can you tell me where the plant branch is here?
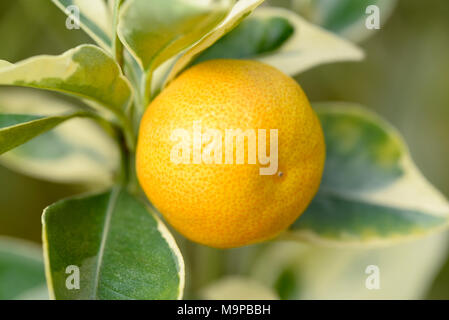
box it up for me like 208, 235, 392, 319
117, 113, 136, 151
117, 128, 130, 186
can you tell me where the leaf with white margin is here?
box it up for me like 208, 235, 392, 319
164, 0, 264, 86
284, 103, 449, 245
117, 0, 234, 104
43, 188, 185, 300
253, 232, 449, 299
52, 0, 113, 50
255, 7, 364, 76
0, 237, 47, 300
200, 276, 279, 300
0, 44, 133, 119
0, 112, 91, 155
0, 88, 119, 185
292, 0, 397, 43
193, 13, 295, 63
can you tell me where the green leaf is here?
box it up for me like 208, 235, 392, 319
255, 7, 364, 76
285, 103, 449, 245
199, 276, 279, 300
0, 44, 133, 119
0, 112, 90, 155
292, 0, 397, 42
168, 6, 363, 80
52, 0, 113, 50
0, 89, 119, 185
194, 15, 294, 63
42, 188, 185, 300
0, 237, 47, 300
164, 0, 264, 86
117, 0, 233, 104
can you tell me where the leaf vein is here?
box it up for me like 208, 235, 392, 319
92, 188, 120, 299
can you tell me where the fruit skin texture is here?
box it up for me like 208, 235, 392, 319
137, 59, 325, 248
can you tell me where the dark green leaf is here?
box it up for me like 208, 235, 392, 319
194, 16, 294, 63
42, 188, 185, 300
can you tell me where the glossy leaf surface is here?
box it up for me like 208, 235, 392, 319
43, 188, 185, 300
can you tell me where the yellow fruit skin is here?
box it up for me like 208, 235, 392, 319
137, 59, 325, 248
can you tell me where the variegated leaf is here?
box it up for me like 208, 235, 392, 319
43, 188, 185, 300
164, 0, 264, 86
0, 112, 90, 155
0, 89, 119, 185
0, 45, 132, 119
284, 103, 449, 245
117, 0, 233, 105
256, 7, 364, 76
292, 0, 397, 42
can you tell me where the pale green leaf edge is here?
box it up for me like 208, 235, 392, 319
0, 111, 92, 155
256, 7, 365, 76
147, 205, 186, 300
0, 44, 133, 117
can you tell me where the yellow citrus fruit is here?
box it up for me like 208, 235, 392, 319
136, 59, 325, 248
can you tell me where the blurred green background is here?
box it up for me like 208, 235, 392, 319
0, 0, 448, 298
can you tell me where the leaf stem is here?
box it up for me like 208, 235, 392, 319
116, 127, 130, 185
115, 119, 140, 194
143, 72, 152, 110
118, 113, 136, 151
113, 0, 125, 69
